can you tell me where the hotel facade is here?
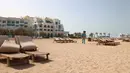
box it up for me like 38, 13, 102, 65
0, 16, 64, 37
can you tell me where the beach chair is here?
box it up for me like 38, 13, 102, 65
0, 36, 30, 66
122, 38, 130, 42
106, 38, 114, 42
97, 39, 106, 45
64, 38, 71, 43
104, 42, 120, 46
15, 36, 50, 62
68, 38, 77, 43
59, 38, 66, 43
92, 38, 98, 42
97, 38, 120, 46
53, 38, 61, 43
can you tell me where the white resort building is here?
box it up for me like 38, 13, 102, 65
0, 16, 64, 37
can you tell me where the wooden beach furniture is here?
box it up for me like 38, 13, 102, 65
97, 38, 120, 46
97, 39, 106, 45
65, 38, 71, 43
0, 35, 30, 66
53, 38, 61, 43
92, 38, 99, 42
15, 36, 50, 62
54, 38, 77, 43
122, 38, 130, 42
68, 38, 77, 43
53, 38, 66, 43
104, 42, 120, 46
58, 38, 68, 43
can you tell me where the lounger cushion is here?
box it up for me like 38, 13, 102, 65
18, 36, 32, 42
0, 40, 4, 47
20, 41, 37, 51
0, 40, 20, 53
0, 35, 8, 46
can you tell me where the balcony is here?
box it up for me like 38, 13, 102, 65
16, 21, 19, 24
20, 24, 24, 27
7, 24, 15, 26
24, 22, 28, 24
2, 21, 6, 23
20, 20, 24, 23
15, 25, 19, 27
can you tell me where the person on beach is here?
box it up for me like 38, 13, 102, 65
82, 31, 86, 44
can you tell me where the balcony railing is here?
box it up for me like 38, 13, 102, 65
7, 24, 15, 26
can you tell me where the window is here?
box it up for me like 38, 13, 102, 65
44, 25, 46, 28
48, 25, 50, 28
7, 24, 10, 26
16, 25, 19, 27
20, 24, 23, 27
44, 29, 46, 31
40, 29, 42, 31
51, 29, 53, 31
3, 21, 6, 23
39, 25, 42, 27
7, 21, 11, 23
55, 22, 58, 24
0, 20, 1, 22
46, 20, 53, 23
12, 21, 15, 23
20, 20, 24, 23
16, 21, 19, 24
48, 29, 50, 31
7, 24, 14, 26
2, 25, 5, 27
12, 24, 15, 26
0, 24, 1, 26
24, 22, 28, 24
34, 25, 37, 29
55, 30, 57, 31
59, 25, 61, 29
24, 25, 28, 28
51, 26, 53, 28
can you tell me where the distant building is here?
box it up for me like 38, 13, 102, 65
0, 17, 27, 30
0, 16, 64, 37
64, 31, 69, 37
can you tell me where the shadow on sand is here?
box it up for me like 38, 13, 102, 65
33, 59, 53, 64
0, 59, 35, 70
10, 64, 35, 70
0, 59, 53, 70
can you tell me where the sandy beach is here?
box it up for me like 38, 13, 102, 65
0, 39, 130, 73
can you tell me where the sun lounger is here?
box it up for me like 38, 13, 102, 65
15, 36, 50, 62
97, 38, 120, 46
93, 38, 99, 42
64, 38, 71, 43
59, 38, 66, 43
1, 53, 29, 66
54, 37, 77, 43
53, 38, 62, 43
0, 36, 30, 66
97, 39, 106, 45
104, 42, 120, 46
68, 38, 77, 43
122, 38, 130, 42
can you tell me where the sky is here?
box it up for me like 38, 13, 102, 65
0, 0, 130, 36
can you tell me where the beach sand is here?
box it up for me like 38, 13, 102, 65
0, 39, 130, 73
